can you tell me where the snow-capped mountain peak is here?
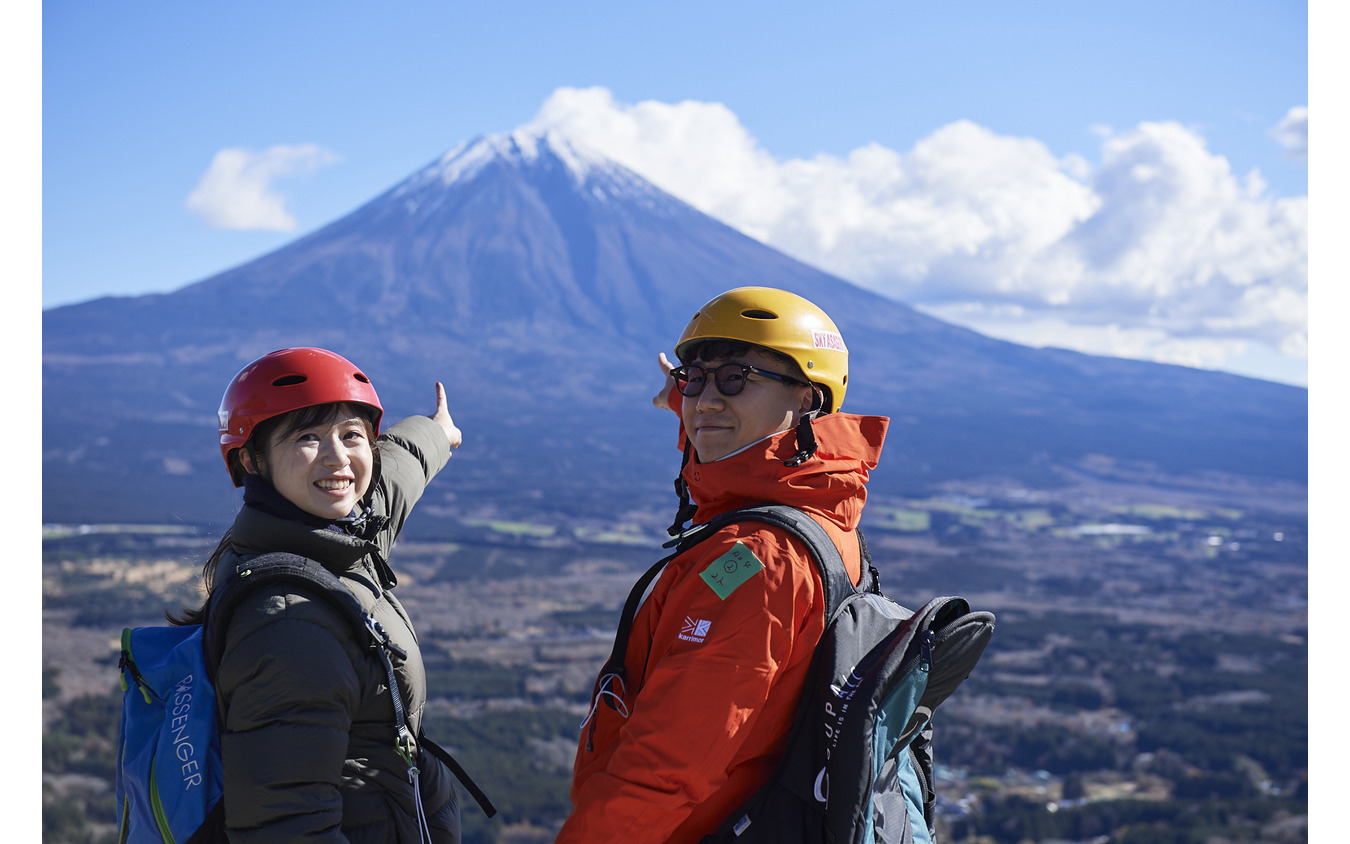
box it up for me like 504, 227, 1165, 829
409, 129, 611, 189
386, 127, 681, 221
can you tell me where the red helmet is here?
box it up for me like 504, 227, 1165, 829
218, 348, 383, 486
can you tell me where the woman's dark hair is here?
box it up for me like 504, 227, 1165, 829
167, 402, 379, 625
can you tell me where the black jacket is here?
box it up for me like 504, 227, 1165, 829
213, 415, 458, 843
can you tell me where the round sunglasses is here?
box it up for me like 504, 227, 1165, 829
670, 363, 808, 397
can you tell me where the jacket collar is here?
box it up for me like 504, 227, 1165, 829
242, 474, 338, 528
230, 504, 381, 568
682, 412, 888, 532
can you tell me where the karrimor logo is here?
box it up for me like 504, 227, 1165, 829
812, 330, 846, 353
679, 617, 712, 643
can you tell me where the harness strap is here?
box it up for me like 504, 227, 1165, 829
583, 543, 682, 750
409, 765, 433, 844
421, 735, 499, 818
365, 615, 417, 766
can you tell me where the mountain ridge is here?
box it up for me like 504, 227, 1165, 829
42, 130, 1306, 528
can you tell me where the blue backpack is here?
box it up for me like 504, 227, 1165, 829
591, 505, 995, 844
115, 552, 495, 844
115, 622, 224, 843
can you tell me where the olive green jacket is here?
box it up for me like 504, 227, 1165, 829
212, 415, 458, 843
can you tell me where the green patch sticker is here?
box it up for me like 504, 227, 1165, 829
700, 541, 766, 600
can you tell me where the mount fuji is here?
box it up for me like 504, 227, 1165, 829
42, 131, 1307, 529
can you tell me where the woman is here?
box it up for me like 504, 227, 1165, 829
178, 347, 463, 843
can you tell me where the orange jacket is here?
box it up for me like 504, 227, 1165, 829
558, 406, 888, 844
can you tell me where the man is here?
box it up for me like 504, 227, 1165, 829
557, 287, 890, 844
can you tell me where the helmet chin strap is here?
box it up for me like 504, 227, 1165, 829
784, 386, 825, 468
667, 437, 699, 537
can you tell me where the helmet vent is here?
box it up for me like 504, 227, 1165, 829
272, 375, 307, 387
741, 308, 778, 320
354, 373, 371, 383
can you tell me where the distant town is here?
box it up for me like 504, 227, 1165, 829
43, 467, 1307, 843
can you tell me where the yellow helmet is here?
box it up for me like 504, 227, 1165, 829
675, 286, 848, 412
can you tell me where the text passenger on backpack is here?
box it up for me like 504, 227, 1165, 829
172, 347, 465, 842
557, 287, 890, 844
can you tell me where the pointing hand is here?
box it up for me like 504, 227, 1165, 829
652, 352, 676, 410
430, 382, 462, 449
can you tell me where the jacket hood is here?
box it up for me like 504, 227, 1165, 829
681, 412, 888, 532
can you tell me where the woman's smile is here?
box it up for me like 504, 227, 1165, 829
264, 417, 374, 519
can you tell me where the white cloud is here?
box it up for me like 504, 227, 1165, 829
916, 301, 1252, 370
185, 144, 340, 231
1269, 106, 1308, 165
1029, 122, 1307, 354
526, 87, 1308, 385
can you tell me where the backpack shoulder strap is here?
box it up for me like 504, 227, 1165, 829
200, 550, 498, 819
699, 504, 861, 620
591, 504, 860, 727
202, 551, 375, 677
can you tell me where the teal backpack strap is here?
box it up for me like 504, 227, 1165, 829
583, 504, 859, 751
701, 504, 860, 619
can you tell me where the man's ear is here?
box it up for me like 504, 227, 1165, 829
800, 384, 822, 415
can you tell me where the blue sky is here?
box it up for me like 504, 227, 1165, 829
31, 1, 1312, 386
